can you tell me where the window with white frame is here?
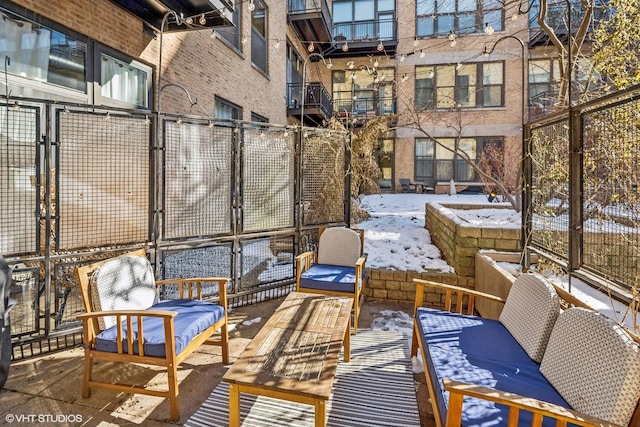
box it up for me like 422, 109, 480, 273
416, 0, 503, 37
0, 7, 152, 108
415, 62, 503, 109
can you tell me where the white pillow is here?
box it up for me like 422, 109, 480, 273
540, 308, 640, 427
90, 254, 158, 330
499, 273, 560, 363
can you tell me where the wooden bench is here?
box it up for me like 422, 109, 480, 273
76, 249, 230, 421
411, 273, 640, 427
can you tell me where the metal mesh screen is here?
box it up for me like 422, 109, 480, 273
0, 104, 39, 256
581, 99, 640, 285
301, 131, 346, 225
163, 121, 233, 239
529, 119, 570, 259
9, 266, 40, 338
57, 111, 150, 250
239, 236, 295, 292
242, 128, 295, 232
53, 259, 86, 328
160, 244, 233, 299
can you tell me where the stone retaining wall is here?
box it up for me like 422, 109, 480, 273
426, 202, 521, 285
365, 268, 462, 309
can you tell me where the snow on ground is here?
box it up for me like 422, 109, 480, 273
357, 193, 510, 272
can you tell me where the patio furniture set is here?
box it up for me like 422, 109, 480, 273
74, 227, 640, 426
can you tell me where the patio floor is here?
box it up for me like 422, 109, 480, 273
1, 297, 436, 426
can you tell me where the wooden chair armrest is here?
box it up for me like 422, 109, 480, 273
443, 379, 623, 427
413, 278, 505, 315
355, 256, 366, 268
155, 277, 229, 305
295, 251, 315, 271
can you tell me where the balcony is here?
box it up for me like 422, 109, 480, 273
287, 81, 333, 126
288, 0, 332, 52
333, 96, 396, 126
326, 18, 398, 57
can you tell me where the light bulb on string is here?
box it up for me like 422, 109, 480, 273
248, 0, 255, 11
199, 13, 206, 25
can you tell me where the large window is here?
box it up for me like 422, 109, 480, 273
332, 68, 395, 116
251, 0, 268, 74
416, 0, 503, 37
0, 8, 152, 107
332, 0, 395, 42
415, 137, 503, 182
415, 62, 503, 109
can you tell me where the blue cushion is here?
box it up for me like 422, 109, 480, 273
96, 299, 225, 358
300, 264, 363, 293
416, 307, 573, 427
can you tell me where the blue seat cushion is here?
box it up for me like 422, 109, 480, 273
300, 264, 363, 293
416, 307, 574, 427
96, 299, 224, 358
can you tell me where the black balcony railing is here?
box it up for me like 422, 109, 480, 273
288, 0, 330, 17
333, 96, 395, 122
287, 82, 333, 119
332, 18, 396, 43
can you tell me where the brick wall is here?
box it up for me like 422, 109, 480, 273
7, 0, 293, 123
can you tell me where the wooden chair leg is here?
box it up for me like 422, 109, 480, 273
82, 351, 93, 398
167, 362, 180, 421
353, 297, 359, 335
221, 322, 229, 365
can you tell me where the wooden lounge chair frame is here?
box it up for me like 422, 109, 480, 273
295, 227, 366, 334
76, 249, 230, 421
411, 279, 640, 427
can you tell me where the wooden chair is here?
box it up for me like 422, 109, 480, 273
295, 227, 367, 334
76, 249, 230, 421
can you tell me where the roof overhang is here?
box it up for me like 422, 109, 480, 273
110, 0, 234, 32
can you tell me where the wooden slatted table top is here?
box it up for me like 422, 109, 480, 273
222, 292, 353, 400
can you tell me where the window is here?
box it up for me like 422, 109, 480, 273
332, 68, 395, 116
251, 0, 268, 74
1, 9, 87, 93
416, 0, 503, 38
215, 96, 242, 121
415, 62, 503, 109
529, 59, 560, 102
415, 137, 503, 182
251, 112, 268, 123
216, 0, 242, 51
286, 42, 303, 108
376, 138, 395, 189
0, 8, 152, 108
99, 52, 151, 108
332, 0, 396, 42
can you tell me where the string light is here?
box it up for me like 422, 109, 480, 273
308, 41, 315, 52
210, 30, 217, 39
274, 39, 281, 49
377, 40, 384, 51
326, 59, 333, 69
419, 50, 425, 58
104, 112, 111, 121
342, 41, 349, 52
241, 34, 248, 45
348, 61, 355, 69
198, 13, 206, 25
248, 0, 255, 11
176, 117, 182, 125
413, 38, 419, 47
399, 54, 406, 62
185, 15, 193, 25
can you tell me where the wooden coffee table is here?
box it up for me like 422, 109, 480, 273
223, 291, 353, 427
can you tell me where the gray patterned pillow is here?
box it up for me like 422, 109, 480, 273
317, 227, 362, 267
90, 254, 158, 330
499, 273, 560, 363
540, 308, 640, 426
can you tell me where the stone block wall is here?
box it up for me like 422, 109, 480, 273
365, 268, 461, 309
425, 202, 522, 286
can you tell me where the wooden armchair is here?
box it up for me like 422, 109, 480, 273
76, 249, 230, 421
295, 227, 367, 334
